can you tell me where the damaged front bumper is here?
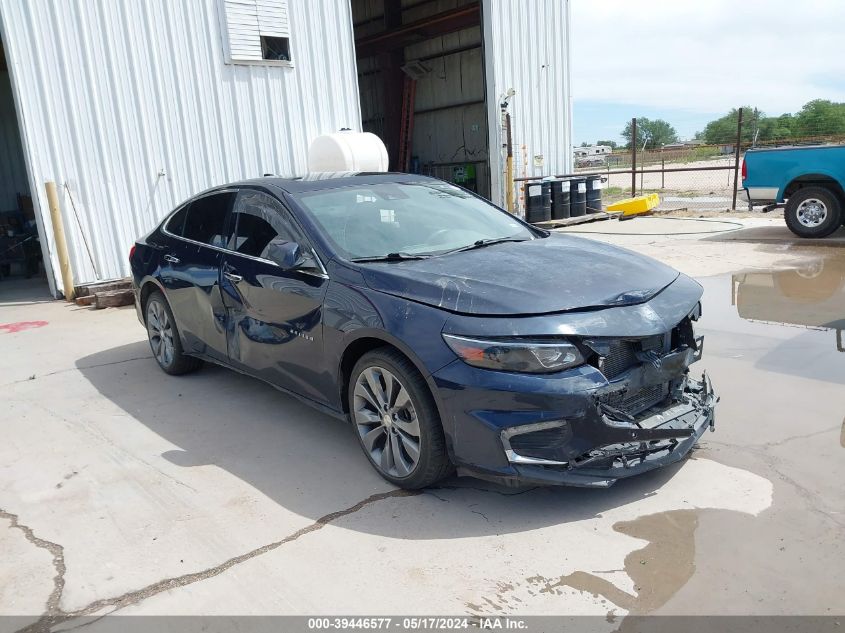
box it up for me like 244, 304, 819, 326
434, 341, 718, 488
500, 373, 717, 487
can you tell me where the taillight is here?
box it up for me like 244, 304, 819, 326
741, 158, 747, 182
129, 244, 136, 262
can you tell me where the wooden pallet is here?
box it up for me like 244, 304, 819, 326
532, 212, 614, 229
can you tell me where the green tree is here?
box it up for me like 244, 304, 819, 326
757, 113, 795, 142
621, 118, 678, 149
793, 99, 845, 136
596, 139, 618, 149
701, 107, 758, 144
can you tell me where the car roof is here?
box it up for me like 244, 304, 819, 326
234, 172, 439, 194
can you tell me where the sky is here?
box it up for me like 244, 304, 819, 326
570, 0, 845, 145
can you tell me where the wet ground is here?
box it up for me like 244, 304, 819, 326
0, 218, 843, 627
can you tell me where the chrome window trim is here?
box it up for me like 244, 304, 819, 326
159, 189, 329, 280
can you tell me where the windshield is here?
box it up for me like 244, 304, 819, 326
293, 181, 537, 260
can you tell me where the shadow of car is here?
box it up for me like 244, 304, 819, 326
75, 341, 689, 540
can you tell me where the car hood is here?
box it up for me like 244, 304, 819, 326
359, 233, 680, 316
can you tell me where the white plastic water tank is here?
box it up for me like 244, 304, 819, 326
307, 131, 389, 173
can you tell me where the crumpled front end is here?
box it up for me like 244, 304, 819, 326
434, 303, 719, 488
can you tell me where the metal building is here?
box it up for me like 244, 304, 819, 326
0, 0, 571, 296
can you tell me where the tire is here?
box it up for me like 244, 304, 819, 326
144, 291, 203, 376
349, 348, 452, 489
784, 186, 843, 238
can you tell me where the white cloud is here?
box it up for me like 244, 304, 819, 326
571, 0, 845, 115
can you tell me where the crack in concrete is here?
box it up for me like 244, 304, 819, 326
4, 356, 153, 388
430, 483, 539, 497
15, 488, 417, 632
0, 508, 66, 620
758, 425, 841, 448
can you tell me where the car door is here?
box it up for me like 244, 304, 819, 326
220, 188, 330, 402
159, 189, 236, 362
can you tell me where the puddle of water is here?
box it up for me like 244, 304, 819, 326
698, 251, 845, 383
732, 256, 845, 343
841, 417, 845, 448
549, 510, 699, 615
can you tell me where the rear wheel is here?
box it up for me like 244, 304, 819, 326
784, 186, 842, 238
349, 348, 451, 489
145, 291, 203, 375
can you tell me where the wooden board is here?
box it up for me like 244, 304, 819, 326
532, 212, 614, 229
94, 290, 134, 309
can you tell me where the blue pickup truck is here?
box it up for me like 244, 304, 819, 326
742, 145, 845, 238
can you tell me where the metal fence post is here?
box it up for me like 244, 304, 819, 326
731, 107, 744, 210
631, 118, 637, 196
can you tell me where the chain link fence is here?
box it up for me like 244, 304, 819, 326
515, 109, 845, 214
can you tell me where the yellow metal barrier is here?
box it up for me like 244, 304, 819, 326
606, 193, 660, 216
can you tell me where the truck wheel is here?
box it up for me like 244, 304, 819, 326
784, 187, 842, 238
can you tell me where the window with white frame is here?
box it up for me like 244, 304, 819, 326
219, 0, 291, 64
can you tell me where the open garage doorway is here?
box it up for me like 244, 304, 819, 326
0, 35, 47, 299
351, 0, 492, 200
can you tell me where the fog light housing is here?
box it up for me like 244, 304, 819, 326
501, 420, 573, 465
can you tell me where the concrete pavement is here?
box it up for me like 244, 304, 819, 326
1, 217, 842, 628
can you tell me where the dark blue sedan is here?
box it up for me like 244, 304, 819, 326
130, 173, 716, 489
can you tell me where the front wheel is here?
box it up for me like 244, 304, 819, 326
349, 349, 452, 489
784, 186, 843, 238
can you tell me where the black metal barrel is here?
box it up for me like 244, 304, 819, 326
524, 181, 551, 223
569, 177, 587, 217
586, 175, 603, 214
551, 179, 571, 220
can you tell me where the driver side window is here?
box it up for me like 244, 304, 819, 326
229, 190, 300, 260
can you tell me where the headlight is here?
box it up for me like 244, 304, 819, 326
442, 334, 585, 374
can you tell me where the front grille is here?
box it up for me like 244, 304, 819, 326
599, 382, 668, 416
600, 340, 639, 378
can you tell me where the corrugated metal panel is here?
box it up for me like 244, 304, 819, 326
0, 0, 361, 293
0, 69, 27, 211
483, 0, 572, 208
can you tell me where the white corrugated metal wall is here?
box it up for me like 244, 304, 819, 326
483, 0, 572, 210
0, 68, 27, 212
0, 0, 361, 294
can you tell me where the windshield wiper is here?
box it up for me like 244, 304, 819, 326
350, 252, 430, 263
444, 237, 528, 255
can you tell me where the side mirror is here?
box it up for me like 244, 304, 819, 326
265, 238, 303, 269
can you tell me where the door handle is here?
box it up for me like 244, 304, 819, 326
224, 271, 243, 283
163, 254, 180, 264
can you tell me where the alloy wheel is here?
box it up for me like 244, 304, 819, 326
147, 299, 175, 368
353, 366, 421, 477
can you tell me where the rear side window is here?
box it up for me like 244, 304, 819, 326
229, 190, 301, 259
181, 192, 235, 247
165, 205, 189, 236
